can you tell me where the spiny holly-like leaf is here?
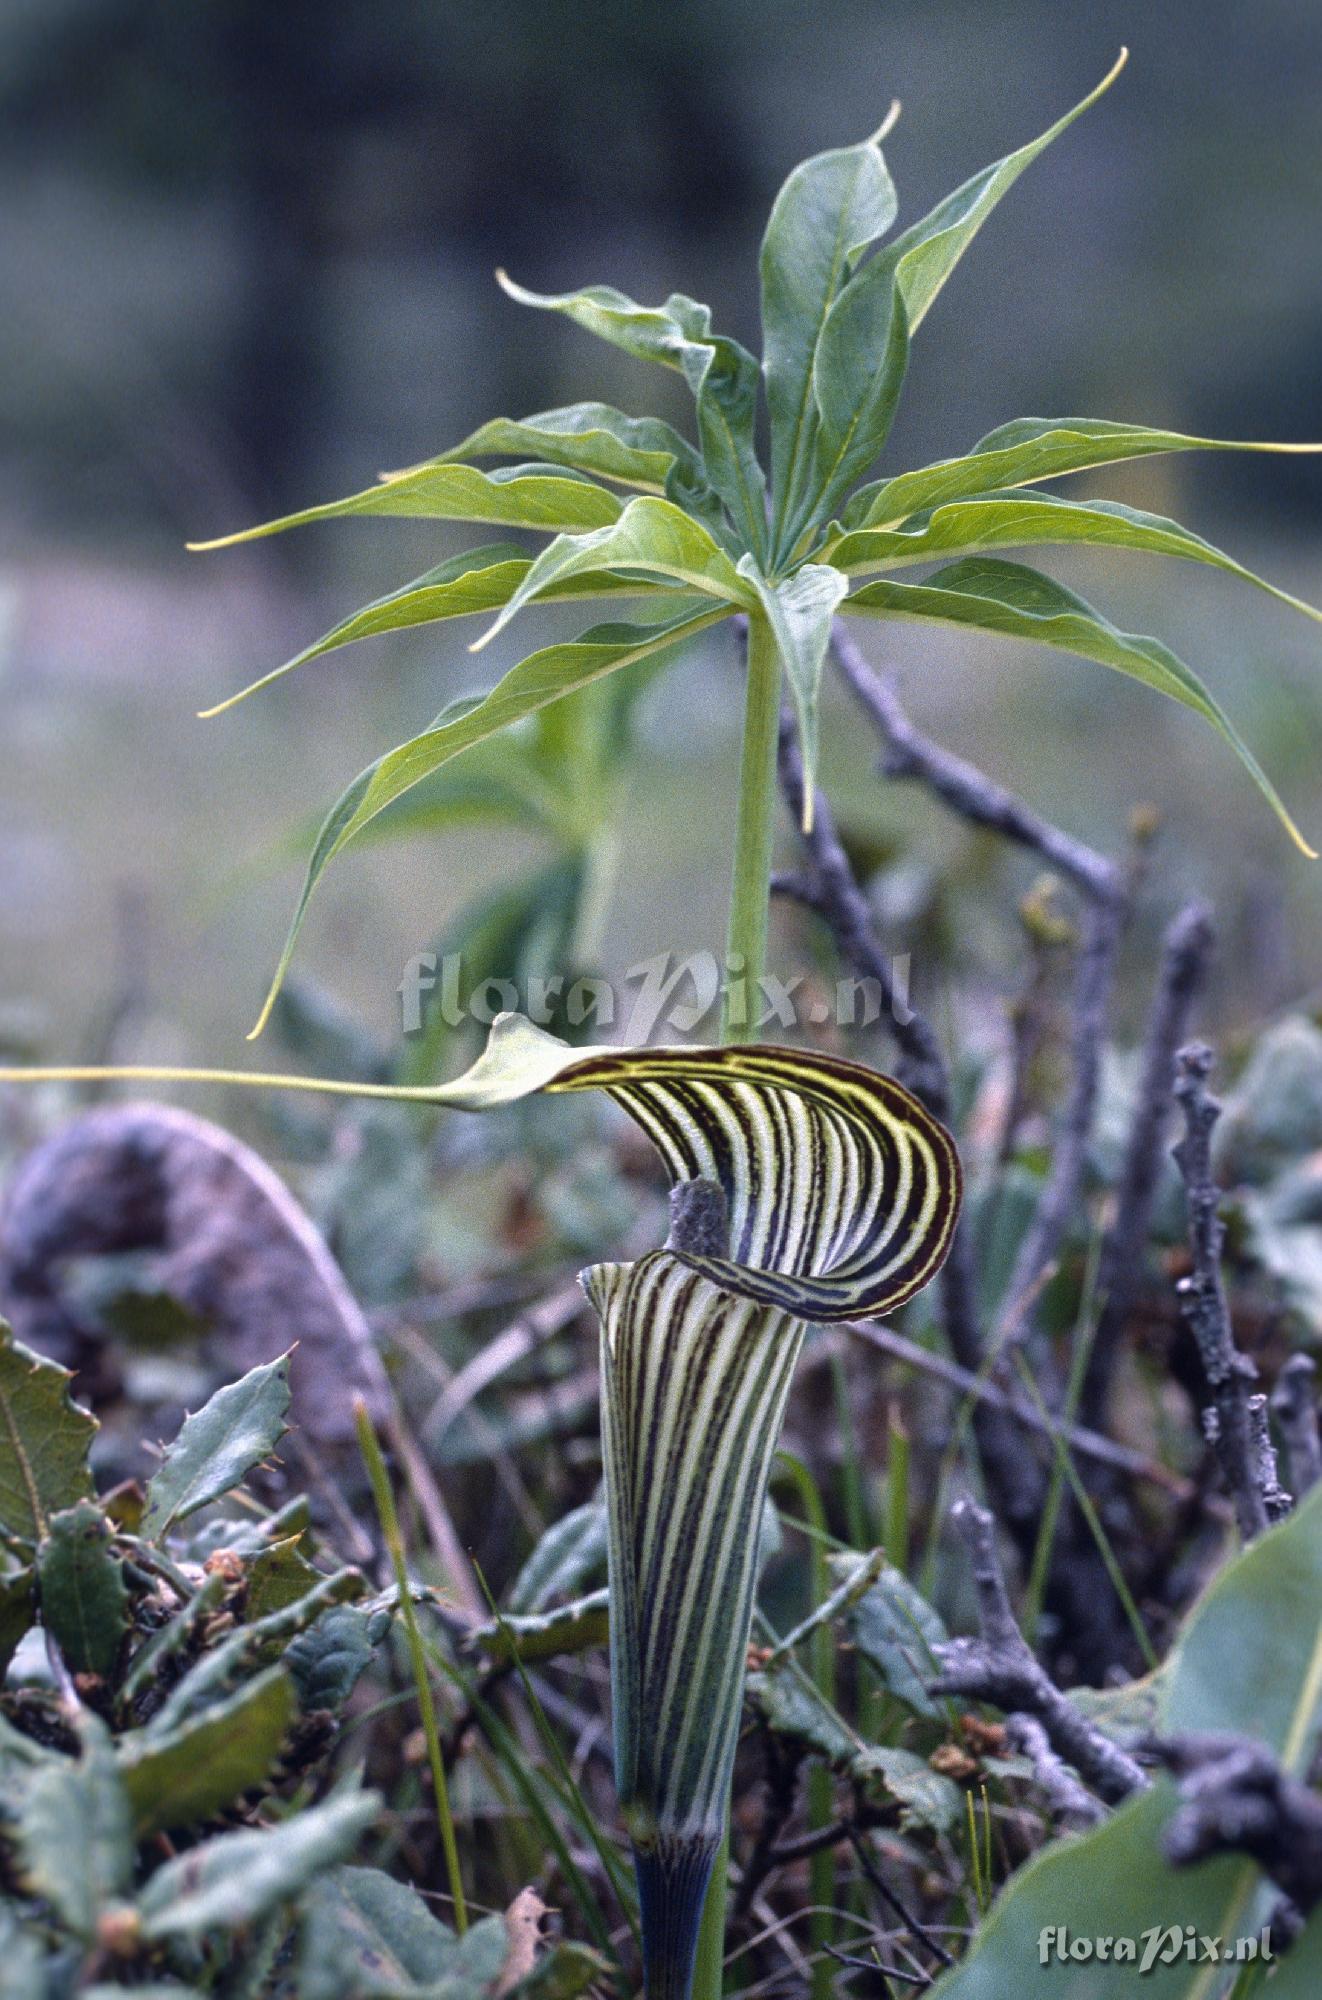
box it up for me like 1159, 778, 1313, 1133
739, 564, 849, 825
843, 557, 1314, 855
830, 1550, 950, 1719
37, 1500, 129, 1679
120, 1665, 295, 1838
469, 1589, 609, 1668
845, 415, 1322, 532
826, 489, 1322, 627
475, 495, 752, 652
152, 1568, 364, 1729
17, 1724, 132, 1939
873, 51, 1129, 337
284, 1603, 385, 1712
204, 543, 687, 716
0, 1567, 34, 1678
137, 1788, 379, 1940
761, 116, 898, 541
0, 1319, 96, 1546
143, 1354, 292, 1538
0, 1912, 46, 1997
249, 606, 729, 1036
188, 462, 622, 550
930, 1481, 1322, 1999
245, 1535, 324, 1621
435, 401, 706, 495
298, 1864, 463, 1999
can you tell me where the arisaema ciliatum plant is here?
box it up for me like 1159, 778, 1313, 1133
0, 1014, 962, 2000
191, 45, 1319, 1049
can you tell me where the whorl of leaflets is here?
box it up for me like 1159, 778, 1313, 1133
183, 48, 1322, 1040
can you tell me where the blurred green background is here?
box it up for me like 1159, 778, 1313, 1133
3, 0, 1320, 1065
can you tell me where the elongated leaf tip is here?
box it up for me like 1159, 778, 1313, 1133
186, 530, 252, 553
871, 98, 902, 145
246, 990, 277, 1042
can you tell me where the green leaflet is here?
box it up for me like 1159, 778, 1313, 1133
843, 557, 1315, 855
495, 272, 716, 370
435, 402, 705, 493
475, 497, 753, 653
825, 490, 1322, 631
802, 256, 909, 536
738, 567, 849, 825
188, 462, 623, 549
760, 116, 898, 543
872, 50, 1129, 337
202, 545, 689, 717
37, 1500, 129, 1679
495, 276, 767, 554
824, 485, 1322, 701
248, 607, 728, 1036
845, 415, 1322, 532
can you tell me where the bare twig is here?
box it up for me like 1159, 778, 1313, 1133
995, 889, 1126, 1351
830, 626, 1116, 904
843, 1316, 1211, 1505
1150, 1733, 1322, 1916
1003, 1714, 1106, 1829
1271, 1356, 1322, 1500
1172, 1045, 1274, 1540
828, 624, 1130, 1365
929, 1499, 1148, 1805
848, 1828, 953, 1972
774, 715, 948, 1111
775, 708, 1043, 1532
422, 1285, 585, 1449
1084, 901, 1216, 1424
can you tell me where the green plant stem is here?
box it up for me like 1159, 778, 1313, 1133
720, 614, 783, 1044
700, 614, 783, 1983
776, 1454, 836, 2000
354, 1397, 468, 1934
692, 1833, 729, 2000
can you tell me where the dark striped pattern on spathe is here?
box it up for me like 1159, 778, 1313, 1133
584, 1251, 805, 1850
555, 1042, 960, 1319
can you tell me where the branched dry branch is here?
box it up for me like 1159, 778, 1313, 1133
827, 622, 1127, 1354
1150, 1733, 1322, 1916
1003, 1714, 1106, 1829
774, 707, 1042, 1534
1272, 1355, 1322, 1500
1172, 1044, 1279, 1539
928, 1498, 1148, 1806
829, 625, 1117, 903
1084, 900, 1216, 1424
